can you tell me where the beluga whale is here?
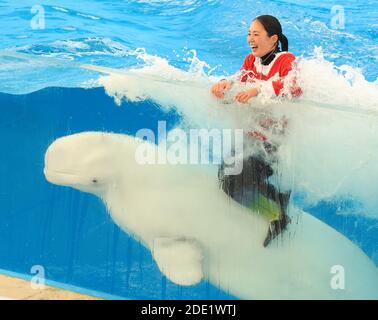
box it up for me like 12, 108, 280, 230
44, 131, 378, 299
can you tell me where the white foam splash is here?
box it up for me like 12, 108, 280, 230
96, 48, 378, 218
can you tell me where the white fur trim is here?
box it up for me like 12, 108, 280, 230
258, 79, 277, 98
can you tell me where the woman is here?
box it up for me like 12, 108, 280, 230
212, 15, 301, 247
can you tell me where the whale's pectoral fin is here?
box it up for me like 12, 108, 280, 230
152, 237, 203, 286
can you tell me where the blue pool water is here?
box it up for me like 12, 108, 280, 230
1, 0, 378, 93
0, 87, 234, 299
0, 1, 377, 299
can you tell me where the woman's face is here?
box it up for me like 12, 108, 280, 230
247, 20, 278, 57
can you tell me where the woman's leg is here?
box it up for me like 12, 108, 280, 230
219, 149, 291, 246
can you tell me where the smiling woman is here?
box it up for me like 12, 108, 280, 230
211, 15, 301, 102
213, 15, 302, 247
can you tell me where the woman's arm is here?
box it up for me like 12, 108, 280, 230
234, 87, 260, 103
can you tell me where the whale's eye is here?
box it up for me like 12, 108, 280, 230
92, 178, 98, 184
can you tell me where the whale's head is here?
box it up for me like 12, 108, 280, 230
44, 132, 134, 196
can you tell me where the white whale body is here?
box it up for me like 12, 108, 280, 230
44, 132, 378, 299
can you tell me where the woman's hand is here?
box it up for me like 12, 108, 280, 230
211, 79, 233, 98
234, 87, 259, 104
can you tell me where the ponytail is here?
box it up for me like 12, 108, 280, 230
279, 34, 289, 52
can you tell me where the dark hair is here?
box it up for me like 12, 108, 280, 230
255, 15, 288, 52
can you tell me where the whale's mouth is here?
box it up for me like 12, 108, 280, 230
44, 168, 85, 186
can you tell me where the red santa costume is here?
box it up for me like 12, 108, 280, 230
240, 51, 302, 98
237, 50, 302, 141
